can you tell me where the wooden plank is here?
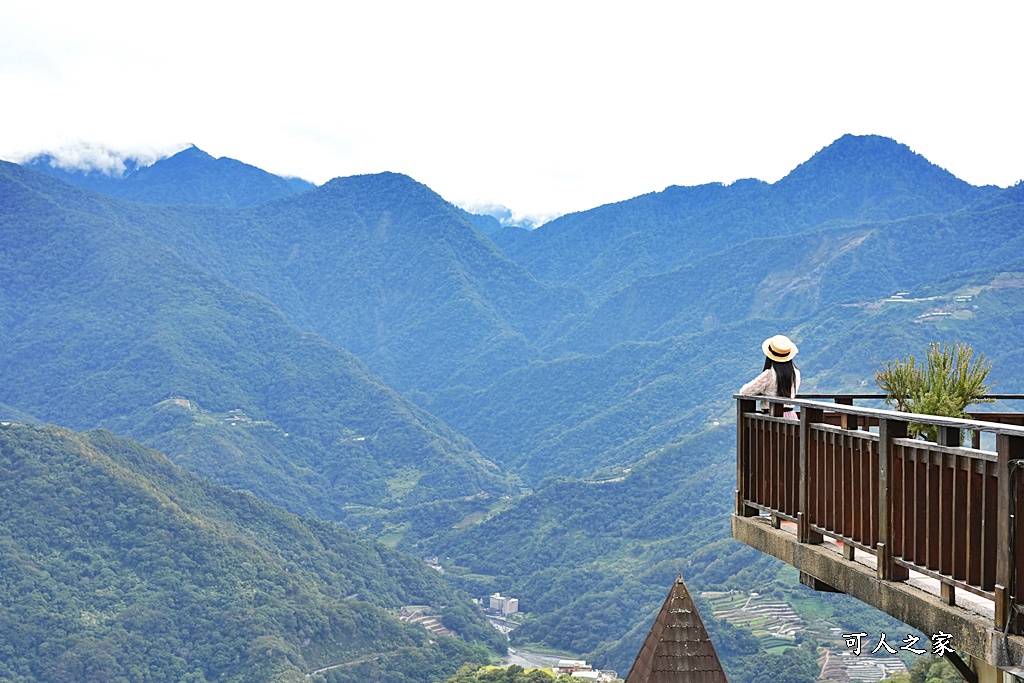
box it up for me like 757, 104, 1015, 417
736, 399, 759, 516
982, 463, 997, 591
869, 442, 879, 547
967, 467, 982, 587
995, 433, 1022, 631
938, 452, 953, 576
853, 436, 864, 544
768, 419, 776, 510
756, 416, 765, 507
878, 418, 909, 581
790, 423, 798, 515
934, 429, 956, 574
914, 449, 927, 566
952, 457, 967, 581
927, 450, 940, 570
1017, 473, 1024, 623
799, 408, 824, 544
733, 395, 1024, 439
940, 582, 956, 606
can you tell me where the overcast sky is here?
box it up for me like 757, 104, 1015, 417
2, 1, 1021, 224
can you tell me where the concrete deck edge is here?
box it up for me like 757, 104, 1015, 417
732, 514, 1024, 669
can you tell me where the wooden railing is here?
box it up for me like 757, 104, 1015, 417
735, 394, 1024, 635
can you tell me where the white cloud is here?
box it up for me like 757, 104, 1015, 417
1, 1, 1022, 219
13, 141, 186, 176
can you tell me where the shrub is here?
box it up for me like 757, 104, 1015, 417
874, 342, 994, 441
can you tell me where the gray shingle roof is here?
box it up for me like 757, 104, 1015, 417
625, 574, 729, 683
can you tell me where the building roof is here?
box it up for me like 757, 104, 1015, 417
625, 574, 729, 683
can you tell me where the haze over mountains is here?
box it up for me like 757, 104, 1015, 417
3, 134, 1023, 680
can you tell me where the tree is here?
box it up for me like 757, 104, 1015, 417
874, 341, 994, 441
886, 655, 961, 683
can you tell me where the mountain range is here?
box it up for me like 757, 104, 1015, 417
3, 133, 1023, 679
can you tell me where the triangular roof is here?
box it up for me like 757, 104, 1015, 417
625, 574, 729, 683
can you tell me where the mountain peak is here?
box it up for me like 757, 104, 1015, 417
323, 171, 419, 189
320, 171, 441, 205
167, 145, 214, 162
783, 134, 960, 186
772, 133, 991, 220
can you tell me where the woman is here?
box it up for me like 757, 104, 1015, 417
739, 334, 800, 418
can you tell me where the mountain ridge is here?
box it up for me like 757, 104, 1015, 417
24, 145, 316, 208
0, 160, 512, 517
502, 134, 1002, 299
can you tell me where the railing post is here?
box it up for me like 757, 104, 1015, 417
835, 397, 859, 431
937, 425, 960, 448
736, 398, 759, 517
994, 433, 1022, 633
878, 417, 910, 581
799, 407, 824, 544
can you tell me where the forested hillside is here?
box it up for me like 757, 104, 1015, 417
0, 424, 502, 683
0, 161, 513, 519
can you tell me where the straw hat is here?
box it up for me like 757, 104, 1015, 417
762, 334, 798, 362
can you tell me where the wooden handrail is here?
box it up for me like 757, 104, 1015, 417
799, 394, 1024, 401
733, 395, 1024, 437
735, 395, 1024, 635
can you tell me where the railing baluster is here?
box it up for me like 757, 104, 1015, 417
927, 450, 940, 570
827, 431, 836, 532
879, 418, 909, 581
841, 432, 854, 558
953, 455, 967, 582
853, 436, 862, 544
736, 398, 758, 517
1016, 473, 1024, 621
921, 449, 929, 568
968, 462, 982, 586
938, 451, 953, 577
983, 461, 997, 591
995, 433, 1022, 631
870, 439, 879, 548
799, 407, 824, 544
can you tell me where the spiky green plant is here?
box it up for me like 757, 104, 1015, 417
874, 342, 995, 441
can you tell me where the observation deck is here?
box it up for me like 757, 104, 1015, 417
732, 394, 1024, 683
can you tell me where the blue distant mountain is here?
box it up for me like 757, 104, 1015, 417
24, 145, 316, 207
503, 134, 1002, 298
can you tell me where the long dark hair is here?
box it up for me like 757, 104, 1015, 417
762, 357, 798, 398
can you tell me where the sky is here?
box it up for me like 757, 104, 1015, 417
2, 1, 1022, 225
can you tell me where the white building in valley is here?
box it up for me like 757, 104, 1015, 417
488, 593, 519, 616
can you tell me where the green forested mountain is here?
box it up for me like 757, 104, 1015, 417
0, 423, 502, 683
8, 163, 585, 394
0, 161, 511, 519
25, 146, 315, 207
546, 193, 1024, 355
425, 180, 1024, 479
